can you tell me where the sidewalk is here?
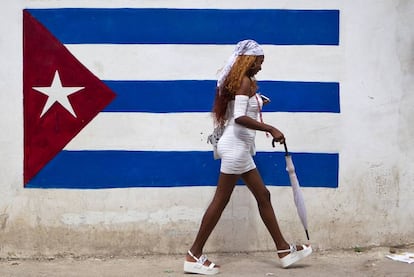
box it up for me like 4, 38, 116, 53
1, 246, 413, 277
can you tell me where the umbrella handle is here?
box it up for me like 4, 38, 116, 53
271, 139, 289, 155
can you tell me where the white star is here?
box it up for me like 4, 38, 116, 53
33, 70, 84, 118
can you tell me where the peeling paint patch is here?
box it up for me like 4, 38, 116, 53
0, 214, 9, 230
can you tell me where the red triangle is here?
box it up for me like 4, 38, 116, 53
23, 10, 116, 185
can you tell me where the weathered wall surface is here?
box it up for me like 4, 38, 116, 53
0, 0, 413, 257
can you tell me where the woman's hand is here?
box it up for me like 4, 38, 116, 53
260, 94, 271, 105
270, 127, 285, 144
262, 98, 271, 105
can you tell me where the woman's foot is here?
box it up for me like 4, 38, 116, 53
185, 252, 220, 267
277, 244, 307, 258
277, 244, 312, 268
184, 250, 220, 275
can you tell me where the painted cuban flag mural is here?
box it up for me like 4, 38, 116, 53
24, 8, 340, 189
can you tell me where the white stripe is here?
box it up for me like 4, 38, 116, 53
65, 112, 340, 153
256, 113, 341, 153
66, 44, 342, 82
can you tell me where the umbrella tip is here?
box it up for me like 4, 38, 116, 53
305, 230, 310, 241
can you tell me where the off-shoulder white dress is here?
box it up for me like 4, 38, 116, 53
217, 94, 263, 174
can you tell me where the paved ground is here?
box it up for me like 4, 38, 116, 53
1, 245, 413, 277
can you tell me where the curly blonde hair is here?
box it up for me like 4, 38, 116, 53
213, 55, 260, 127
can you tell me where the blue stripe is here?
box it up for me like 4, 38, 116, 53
26, 8, 339, 45
25, 150, 339, 189
104, 80, 340, 113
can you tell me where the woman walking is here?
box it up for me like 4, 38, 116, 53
184, 39, 312, 275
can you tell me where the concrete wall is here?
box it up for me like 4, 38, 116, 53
1, 0, 413, 257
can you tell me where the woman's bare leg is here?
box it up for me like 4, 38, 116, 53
186, 173, 239, 263
241, 168, 293, 256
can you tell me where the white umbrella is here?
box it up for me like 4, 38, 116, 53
273, 139, 310, 240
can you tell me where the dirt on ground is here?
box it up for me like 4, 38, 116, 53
0, 245, 413, 277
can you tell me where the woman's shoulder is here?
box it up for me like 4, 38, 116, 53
241, 75, 251, 85
237, 76, 254, 97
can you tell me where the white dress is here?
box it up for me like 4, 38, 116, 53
217, 94, 263, 174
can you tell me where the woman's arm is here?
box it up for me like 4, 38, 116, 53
234, 77, 285, 143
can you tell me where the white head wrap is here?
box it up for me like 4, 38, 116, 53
217, 39, 264, 88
